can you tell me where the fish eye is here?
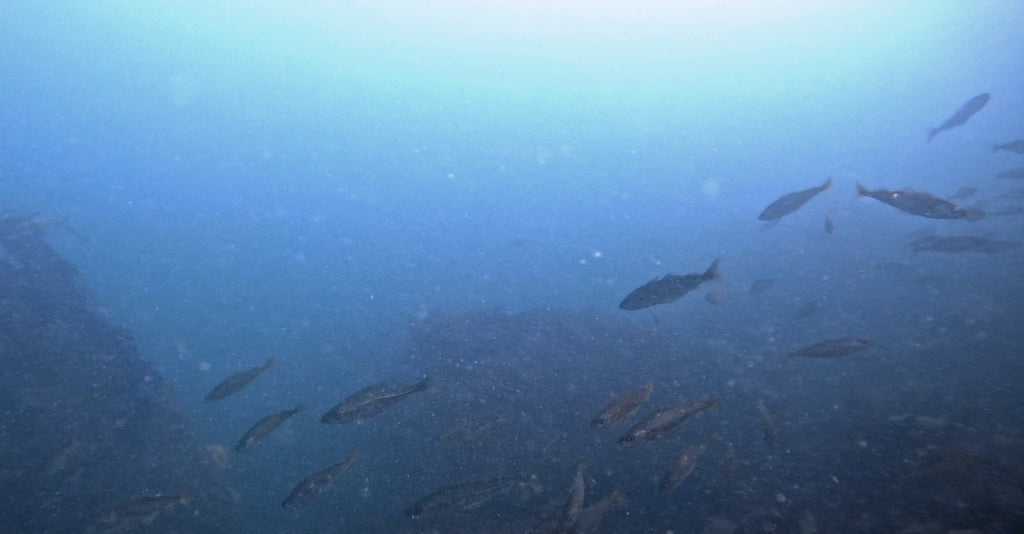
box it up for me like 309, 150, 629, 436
623, 435, 634, 442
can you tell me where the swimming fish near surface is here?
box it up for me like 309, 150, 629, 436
758, 177, 832, 221
928, 93, 989, 141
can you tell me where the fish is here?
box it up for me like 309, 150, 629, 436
998, 187, 1024, 199
41, 436, 79, 476
618, 399, 716, 447
204, 358, 274, 402
282, 450, 360, 508
321, 378, 429, 424
786, 338, 872, 359
996, 168, 1024, 180
619, 258, 720, 310
658, 433, 717, 494
94, 493, 189, 532
405, 476, 527, 518
948, 186, 978, 200
433, 416, 504, 447
236, 405, 302, 451
908, 235, 1020, 254
992, 140, 1024, 154
591, 384, 653, 428
856, 183, 971, 220
824, 216, 834, 235
572, 488, 628, 534
758, 177, 832, 220
748, 278, 774, 296
986, 206, 1024, 217
562, 462, 587, 529
927, 93, 990, 141
756, 399, 777, 447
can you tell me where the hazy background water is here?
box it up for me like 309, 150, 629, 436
2, 1, 1023, 532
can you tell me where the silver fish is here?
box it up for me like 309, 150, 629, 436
321, 378, 429, 424
204, 358, 274, 402
94, 493, 189, 532
758, 177, 832, 220
563, 462, 587, 529
282, 450, 360, 508
591, 384, 652, 428
928, 93, 989, 141
618, 399, 716, 447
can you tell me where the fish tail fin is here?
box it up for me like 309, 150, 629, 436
703, 258, 721, 282
414, 377, 431, 392
292, 403, 305, 413
263, 358, 275, 370
963, 207, 986, 222
992, 144, 1000, 152
822, 176, 833, 190
927, 128, 938, 142
855, 182, 870, 197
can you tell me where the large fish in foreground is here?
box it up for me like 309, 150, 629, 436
856, 183, 972, 220
321, 378, 429, 424
282, 450, 359, 508
204, 358, 274, 402
758, 177, 832, 220
928, 93, 989, 141
619, 258, 720, 310
618, 399, 715, 447
591, 384, 653, 428
786, 338, 872, 359
236, 405, 302, 451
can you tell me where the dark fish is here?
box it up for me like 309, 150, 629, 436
282, 450, 359, 508
758, 177, 832, 220
321, 378, 429, 424
591, 384, 652, 428
824, 216, 834, 234
405, 476, 525, 517
996, 168, 1024, 180
95, 493, 189, 531
619, 258, 720, 310
992, 140, 1024, 154
909, 235, 1020, 254
204, 358, 274, 402
786, 338, 872, 359
236, 405, 301, 451
948, 186, 978, 200
618, 399, 716, 447
856, 183, 969, 220
658, 433, 717, 494
928, 93, 989, 141
748, 278, 774, 296
756, 399, 777, 447
572, 488, 627, 534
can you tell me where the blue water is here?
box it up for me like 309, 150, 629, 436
2, 2, 1023, 532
